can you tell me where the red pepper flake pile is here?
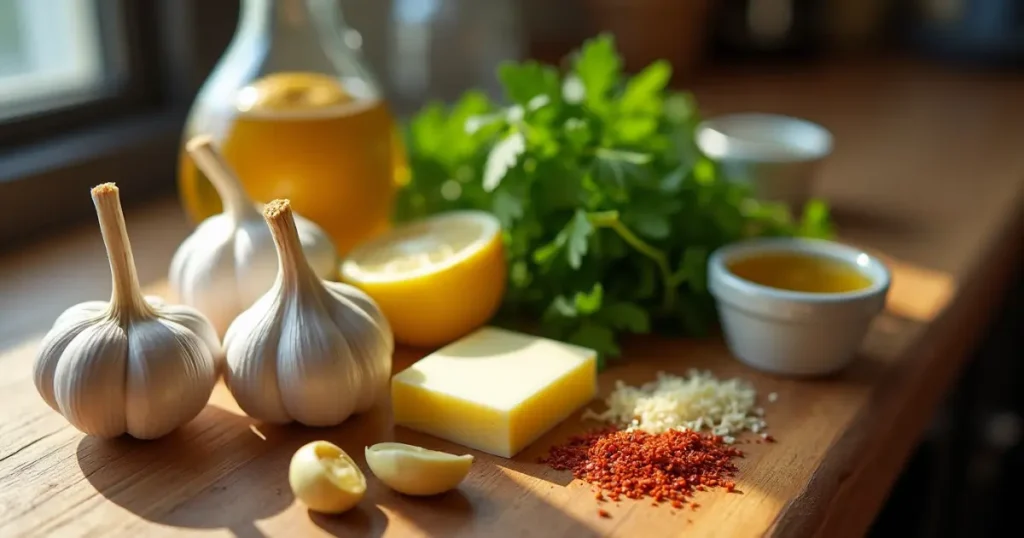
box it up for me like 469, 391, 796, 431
541, 428, 742, 511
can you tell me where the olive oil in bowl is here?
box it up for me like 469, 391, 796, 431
726, 252, 872, 294
708, 238, 891, 376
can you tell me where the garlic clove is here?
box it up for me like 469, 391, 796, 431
276, 299, 362, 426
169, 220, 249, 334
124, 317, 218, 439
323, 282, 394, 349
321, 284, 392, 412
52, 321, 128, 438
157, 302, 224, 369
231, 220, 287, 304
294, 222, 338, 280
289, 441, 366, 514
364, 442, 473, 496
223, 294, 291, 424
35, 303, 108, 412
139, 296, 222, 372
52, 301, 107, 331
34, 317, 91, 412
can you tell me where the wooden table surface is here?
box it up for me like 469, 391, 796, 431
1, 62, 1023, 538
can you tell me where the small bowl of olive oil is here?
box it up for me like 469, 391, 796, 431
708, 238, 890, 376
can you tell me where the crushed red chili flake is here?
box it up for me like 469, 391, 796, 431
541, 428, 743, 512
598, 509, 611, 518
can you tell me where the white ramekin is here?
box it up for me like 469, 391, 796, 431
696, 113, 833, 210
708, 238, 890, 377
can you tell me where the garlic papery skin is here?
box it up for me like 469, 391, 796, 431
33, 183, 221, 440
170, 135, 337, 335
224, 199, 393, 427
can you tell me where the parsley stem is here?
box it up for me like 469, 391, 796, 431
587, 211, 676, 312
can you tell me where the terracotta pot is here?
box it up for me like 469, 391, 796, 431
585, 0, 712, 79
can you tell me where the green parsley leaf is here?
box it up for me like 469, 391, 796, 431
568, 321, 620, 359
672, 247, 709, 293
399, 34, 835, 368
483, 131, 525, 192
498, 61, 561, 105
565, 209, 594, 269
573, 283, 604, 315
532, 209, 593, 270
620, 60, 672, 115
799, 198, 835, 239
624, 212, 670, 240
545, 295, 578, 319
598, 302, 650, 333
492, 189, 524, 228
574, 34, 621, 113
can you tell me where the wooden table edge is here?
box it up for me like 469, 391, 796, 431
769, 188, 1024, 538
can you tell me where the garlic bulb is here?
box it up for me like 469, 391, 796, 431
170, 135, 337, 335
34, 184, 221, 440
224, 199, 393, 426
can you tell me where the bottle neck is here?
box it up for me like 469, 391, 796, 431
237, 0, 346, 72
240, 0, 342, 33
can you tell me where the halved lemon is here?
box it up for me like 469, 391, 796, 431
288, 441, 366, 514
340, 211, 506, 348
365, 442, 473, 496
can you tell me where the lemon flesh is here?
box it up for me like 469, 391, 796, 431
289, 441, 366, 514
340, 211, 506, 347
365, 442, 473, 496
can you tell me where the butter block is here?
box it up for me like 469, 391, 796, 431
391, 327, 597, 458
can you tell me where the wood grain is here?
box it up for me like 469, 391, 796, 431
1, 61, 1023, 538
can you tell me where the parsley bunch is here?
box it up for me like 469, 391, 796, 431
395, 35, 832, 366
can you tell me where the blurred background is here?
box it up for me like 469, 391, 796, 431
0, 1, 1022, 535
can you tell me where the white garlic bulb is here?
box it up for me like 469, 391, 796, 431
224, 199, 393, 427
34, 184, 221, 440
170, 135, 337, 335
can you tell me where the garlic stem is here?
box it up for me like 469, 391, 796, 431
186, 135, 260, 222
264, 199, 318, 286
90, 183, 154, 320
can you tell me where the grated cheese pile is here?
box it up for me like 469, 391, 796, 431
582, 370, 769, 442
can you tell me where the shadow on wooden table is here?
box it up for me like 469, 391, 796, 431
75, 405, 293, 538
373, 462, 601, 538
308, 504, 388, 537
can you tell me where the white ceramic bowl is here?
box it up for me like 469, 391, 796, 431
696, 113, 833, 209
707, 238, 890, 376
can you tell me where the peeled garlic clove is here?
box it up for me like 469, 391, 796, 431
223, 200, 392, 427
289, 441, 366, 514
365, 442, 473, 496
169, 136, 337, 335
33, 183, 221, 439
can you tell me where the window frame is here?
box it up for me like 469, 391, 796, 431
0, 0, 161, 146
0, 0, 238, 248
